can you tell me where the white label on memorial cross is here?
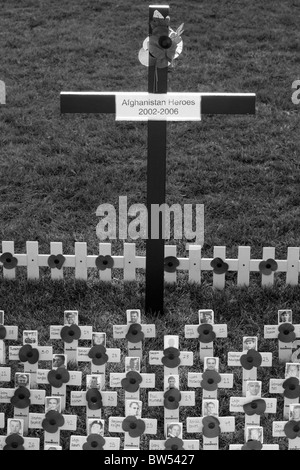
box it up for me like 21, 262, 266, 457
115, 92, 201, 121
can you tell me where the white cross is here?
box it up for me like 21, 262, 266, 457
0, 371, 46, 435
70, 374, 118, 424
8, 330, 53, 388
49, 310, 93, 365
227, 336, 272, 395
113, 309, 156, 359
185, 310, 227, 362
264, 309, 300, 363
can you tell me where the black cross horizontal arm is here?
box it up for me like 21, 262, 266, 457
60, 92, 256, 115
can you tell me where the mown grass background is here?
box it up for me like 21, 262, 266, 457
0, 0, 300, 451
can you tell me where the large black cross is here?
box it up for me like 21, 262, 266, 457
60, 5, 255, 316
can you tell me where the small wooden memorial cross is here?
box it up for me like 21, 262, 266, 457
148, 335, 195, 425
110, 355, 155, 401
229, 425, 279, 450
272, 403, 300, 450
264, 309, 300, 363
50, 310, 93, 365
69, 419, 121, 451
35, 355, 82, 411
108, 399, 157, 450
0, 417, 40, 450
269, 362, 300, 419
0, 367, 46, 435
185, 309, 227, 362
229, 380, 277, 428
70, 373, 118, 424
29, 396, 77, 449
60, 4, 256, 316
8, 329, 53, 388
77, 330, 121, 377
113, 309, 156, 359
186, 404, 235, 450
0, 372, 46, 435
188, 356, 234, 401
0, 310, 18, 365
0, 81, 5, 104
227, 335, 272, 396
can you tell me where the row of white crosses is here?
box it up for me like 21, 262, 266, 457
71, 308, 157, 450
269, 363, 300, 450
108, 309, 157, 449
147, 334, 198, 450
0, 367, 76, 450
184, 311, 234, 449
51, 310, 123, 450
0, 308, 157, 450
264, 309, 300, 450
0, 309, 123, 450
185, 310, 281, 450
227, 333, 279, 449
1, 307, 300, 450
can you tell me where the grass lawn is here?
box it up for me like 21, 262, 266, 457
0, 0, 300, 451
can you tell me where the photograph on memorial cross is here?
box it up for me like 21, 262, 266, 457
0, 0, 300, 451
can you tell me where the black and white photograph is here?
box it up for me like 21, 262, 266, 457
242, 337, 257, 352
125, 399, 142, 419
166, 422, 183, 439
15, 372, 30, 389
202, 399, 219, 417
198, 310, 214, 325
126, 309, 141, 325
285, 363, 300, 380
52, 354, 67, 369
23, 330, 38, 345
245, 426, 264, 443
278, 310, 293, 324
87, 419, 105, 436
164, 335, 179, 350
86, 374, 103, 390
7, 418, 24, 436
64, 311, 78, 326
92, 332, 106, 347
289, 404, 300, 421
164, 374, 179, 391
125, 356, 140, 373
246, 381, 262, 398
204, 357, 219, 372
45, 396, 61, 413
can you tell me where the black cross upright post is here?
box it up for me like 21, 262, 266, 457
146, 5, 169, 316
60, 4, 256, 317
